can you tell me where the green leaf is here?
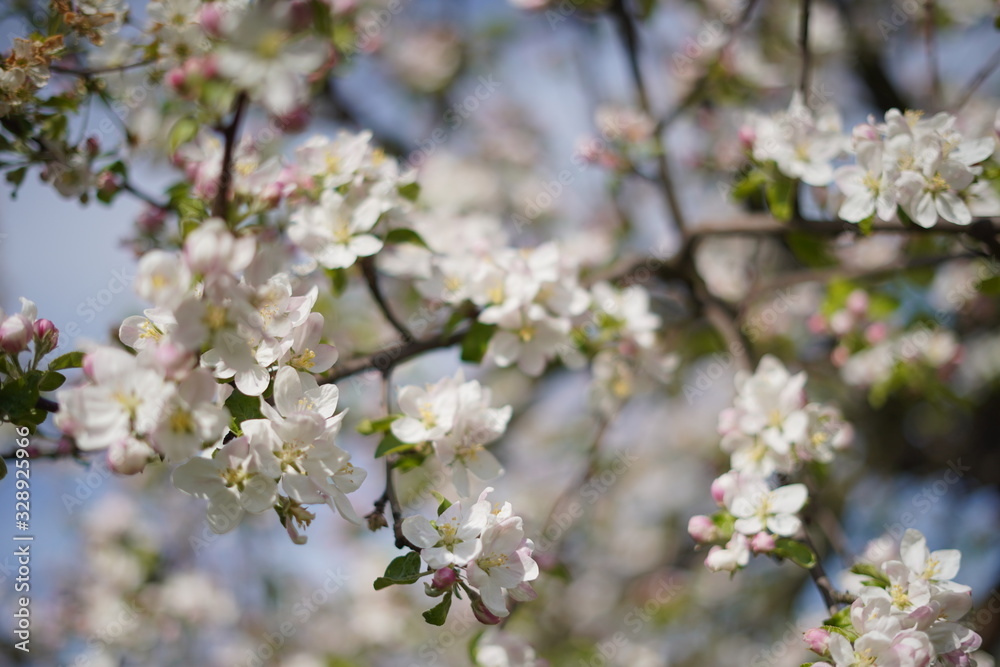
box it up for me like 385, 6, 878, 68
357, 415, 400, 436
850, 563, 889, 588
773, 538, 817, 569
431, 491, 451, 516
327, 268, 349, 297
374, 432, 415, 458
730, 169, 767, 201
422, 592, 452, 626
38, 371, 65, 392
0, 374, 42, 430
48, 351, 85, 371
168, 117, 199, 153
787, 232, 835, 268
765, 175, 796, 222
824, 624, 860, 643
373, 552, 425, 590
824, 604, 852, 629
858, 215, 875, 236
225, 390, 264, 436
384, 227, 430, 249
978, 276, 1000, 295
398, 181, 421, 202
460, 322, 496, 364
5, 166, 27, 197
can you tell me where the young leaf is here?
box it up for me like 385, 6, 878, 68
422, 592, 453, 626
384, 228, 430, 249
460, 322, 496, 364
225, 390, 264, 436
431, 491, 452, 515
48, 351, 85, 371
374, 432, 415, 458
357, 415, 400, 436
765, 175, 796, 222
38, 371, 65, 392
773, 538, 817, 569
373, 552, 425, 590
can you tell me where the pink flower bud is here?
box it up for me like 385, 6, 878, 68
275, 106, 311, 134
85, 136, 100, 158
803, 628, 831, 654
431, 567, 457, 591
738, 125, 756, 149
750, 531, 775, 553
865, 321, 887, 344
807, 313, 827, 334
137, 206, 168, 234
0, 315, 32, 354
198, 3, 224, 36
830, 344, 850, 368
200, 54, 219, 79
32, 318, 58, 352
166, 67, 186, 91
687, 515, 718, 543
82, 352, 97, 380
846, 289, 869, 316
711, 472, 738, 506
470, 596, 502, 625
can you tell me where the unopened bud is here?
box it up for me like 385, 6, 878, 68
0, 315, 32, 354
198, 3, 224, 36
750, 531, 775, 553
470, 595, 502, 625
85, 136, 100, 158
431, 567, 457, 591
687, 515, 719, 543
846, 289, 869, 317
32, 318, 59, 353
107, 438, 153, 475
803, 628, 831, 655
738, 125, 756, 149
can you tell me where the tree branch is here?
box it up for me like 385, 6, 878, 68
360, 256, 414, 341
212, 92, 249, 221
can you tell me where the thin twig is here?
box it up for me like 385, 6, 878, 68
212, 92, 249, 221
611, 0, 688, 237
953, 44, 1000, 111
360, 256, 413, 341
318, 326, 470, 387
799, 0, 812, 101
924, 0, 941, 103
51, 58, 156, 76
380, 370, 420, 551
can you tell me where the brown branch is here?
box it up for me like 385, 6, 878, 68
212, 92, 249, 221
611, 0, 688, 236
953, 44, 1000, 111
360, 256, 414, 341
799, 0, 812, 101
318, 326, 469, 387
51, 58, 156, 76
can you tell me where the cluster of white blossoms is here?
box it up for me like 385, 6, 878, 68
742, 96, 1000, 227
387, 215, 663, 378
391, 370, 512, 496
803, 529, 983, 667
688, 355, 853, 572
402, 487, 539, 620
55, 219, 363, 538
